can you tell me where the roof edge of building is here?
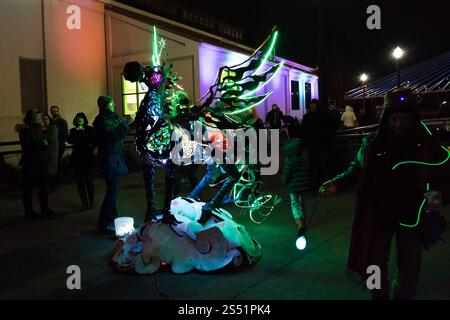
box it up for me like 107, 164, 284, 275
102, 0, 317, 75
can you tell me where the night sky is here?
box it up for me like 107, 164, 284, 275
186, 0, 448, 91
119, 0, 448, 97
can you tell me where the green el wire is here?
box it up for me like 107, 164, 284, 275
392, 145, 450, 170
239, 61, 284, 99
221, 31, 278, 90
399, 183, 429, 228
394, 118, 449, 228
421, 121, 433, 136
226, 91, 273, 115
392, 122, 450, 170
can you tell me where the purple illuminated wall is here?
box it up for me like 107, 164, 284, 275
198, 42, 318, 120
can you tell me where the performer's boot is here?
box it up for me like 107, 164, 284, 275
161, 208, 180, 225
198, 177, 236, 224
144, 207, 157, 223
198, 202, 214, 224
297, 217, 307, 237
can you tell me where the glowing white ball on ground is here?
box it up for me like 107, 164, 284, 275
114, 217, 135, 237
296, 236, 307, 250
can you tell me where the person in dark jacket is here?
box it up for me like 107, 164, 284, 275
50, 105, 69, 181
19, 109, 55, 218
41, 113, 59, 179
281, 138, 310, 232
93, 96, 135, 233
299, 99, 337, 189
265, 104, 284, 129
320, 88, 450, 300
68, 112, 96, 212
283, 115, 300, 138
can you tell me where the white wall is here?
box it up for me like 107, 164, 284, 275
0, 0, 317, 143
0, 0, 44, 142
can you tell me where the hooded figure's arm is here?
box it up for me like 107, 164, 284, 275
329, 135, 370, 188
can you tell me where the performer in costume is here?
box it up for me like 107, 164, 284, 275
123, 27, 283, 225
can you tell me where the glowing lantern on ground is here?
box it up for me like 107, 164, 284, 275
114, 217, 135, 237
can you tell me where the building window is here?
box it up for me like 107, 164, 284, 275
304, 82, 312, 113
122, 76, 146, 115
291, 80, 300, 110
19, 58, 46, 113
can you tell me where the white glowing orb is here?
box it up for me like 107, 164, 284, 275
393, 47, 404, 59
114, 217, 135, 237
296, 236, 307, 250
360, 73, 368, 82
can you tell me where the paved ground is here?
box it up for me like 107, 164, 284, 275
0, 167, 449, 300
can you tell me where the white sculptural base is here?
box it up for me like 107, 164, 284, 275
111, 197, 262, 274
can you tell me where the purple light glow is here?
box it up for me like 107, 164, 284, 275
150, 72, 164, 88
198, 42, 319, 119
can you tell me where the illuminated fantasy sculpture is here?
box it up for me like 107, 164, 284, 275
114, 27, 283, 273
123, 26, 283, 163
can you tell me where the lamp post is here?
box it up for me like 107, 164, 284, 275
393, 47, 404, 88
360, 73, 368, 109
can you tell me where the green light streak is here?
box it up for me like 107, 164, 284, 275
223, 59, 284, 90
400, 198, 426, 228
392, 121, 450, 170
400, 181, 430, 228
392, 145, 450, 170
152, 26, 159, 66
421, 121, 433, 136
254, 31, 278, 75
225, 91, 273, 115
392, 120, 450, 228
240, 61, 284, 99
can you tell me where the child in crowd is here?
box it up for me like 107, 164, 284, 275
281, 137, 310, 234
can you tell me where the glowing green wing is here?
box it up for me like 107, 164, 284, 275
195, 27, 284, 121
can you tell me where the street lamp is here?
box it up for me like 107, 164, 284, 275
392, 46, 404, 87
360, 73, 368, 109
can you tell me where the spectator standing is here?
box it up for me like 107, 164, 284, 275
68, 112, 96, 212
341, 106, 358, 129
93, 96, 135, 233
265, 104, 284, 129
50, 105, 68, 183
18, 109, 54, 218
41, 113, 59, 180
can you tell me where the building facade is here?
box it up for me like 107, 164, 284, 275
0, 0, 318, 142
